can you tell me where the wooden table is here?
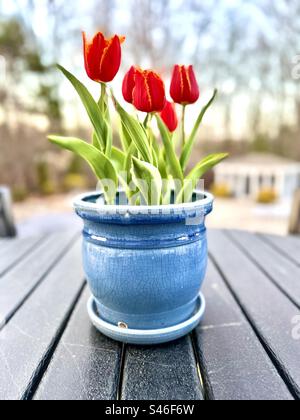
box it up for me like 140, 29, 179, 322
0, 229, 299, 401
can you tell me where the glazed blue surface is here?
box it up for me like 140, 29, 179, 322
87, 294, 206, 345
74, 191, 213, 336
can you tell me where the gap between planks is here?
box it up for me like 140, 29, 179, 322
116, 343, 127, 400
258, 234, 300, 268
23, 282, 87, 400
190, 332, 212, 400
0, 235, 46, 279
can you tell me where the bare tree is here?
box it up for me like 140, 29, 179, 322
124, 0, 177, 70
93, 0, 116, 35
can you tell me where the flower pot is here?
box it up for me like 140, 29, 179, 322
74, 190, 214, 345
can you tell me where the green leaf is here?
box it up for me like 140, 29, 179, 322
176, 153, 229, 204
48, 136, 118, 204
117, 142, 137, 199
120, 122, 132, 151
162, 176, 173, 205
124, 142, 137, 174
57, 65, 106, 152
92, 132, 101, 149
151, 129, 161, 160
131, 157, 162, 206
104, 119, 113, 157
158, 148, 168, 180
156, 116, 184, 183
112, 95, 153, 163
93, 119, 112, 156
180, 89, 218, 171
147, 127, 160, 168
111, 146, 125, 173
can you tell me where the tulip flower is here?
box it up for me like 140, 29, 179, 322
160, 101, 178, 133
133, 69, 166, 113
83, 31, 125, 83
122, 67, 166, 113
170, 65, 200, 148
170, 65, 200, 105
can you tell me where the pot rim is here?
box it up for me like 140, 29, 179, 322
73, 189, 214, 215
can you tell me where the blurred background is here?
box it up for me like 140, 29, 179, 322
0, 0, 300, 236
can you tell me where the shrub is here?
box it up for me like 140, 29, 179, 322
210, 183, 232, 198
12, 186, 29, 203
257, 189, 278, 204
63, 174, 88, 192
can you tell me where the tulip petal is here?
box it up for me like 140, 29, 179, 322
187, 65, 200, 104
133, 70, 153, 113
147, 71, 166, 112
170, 65, 184, 104
122, 66, 137, 104
83, 32, 106, 82
99, 35, 122, 83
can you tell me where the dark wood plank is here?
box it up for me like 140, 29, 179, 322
228, 230, 300, 309
208, 230, 300, 399
194, 260, 293, 400
0, 235, 44, 277
121, 337, 203, 400
34, 288, 121, 401
260, 233, 300, 266
0, 239, 85, 400
0, 230, 78, 327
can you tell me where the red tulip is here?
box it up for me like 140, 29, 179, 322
160, 101, 178, 132
83, 31, 125, 83
170, 65, 200, 105
122, 67, 166, 113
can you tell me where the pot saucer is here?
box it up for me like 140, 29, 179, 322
87, 293, 206, 345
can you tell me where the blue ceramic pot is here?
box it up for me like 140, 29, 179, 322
74, 191, 214, 344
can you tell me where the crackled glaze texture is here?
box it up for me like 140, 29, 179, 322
74, 192, 213, 331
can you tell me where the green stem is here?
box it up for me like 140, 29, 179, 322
100, 83, 107, 114
143, 113, 151, 128
144, 113, 154, 154
181, 105, 186, 150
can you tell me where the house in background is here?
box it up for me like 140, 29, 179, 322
214, 153, 300, 200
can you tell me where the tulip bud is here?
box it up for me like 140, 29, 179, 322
160, 101, 178, 133
170, 65, 200, 105
83, 32, 125, 83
